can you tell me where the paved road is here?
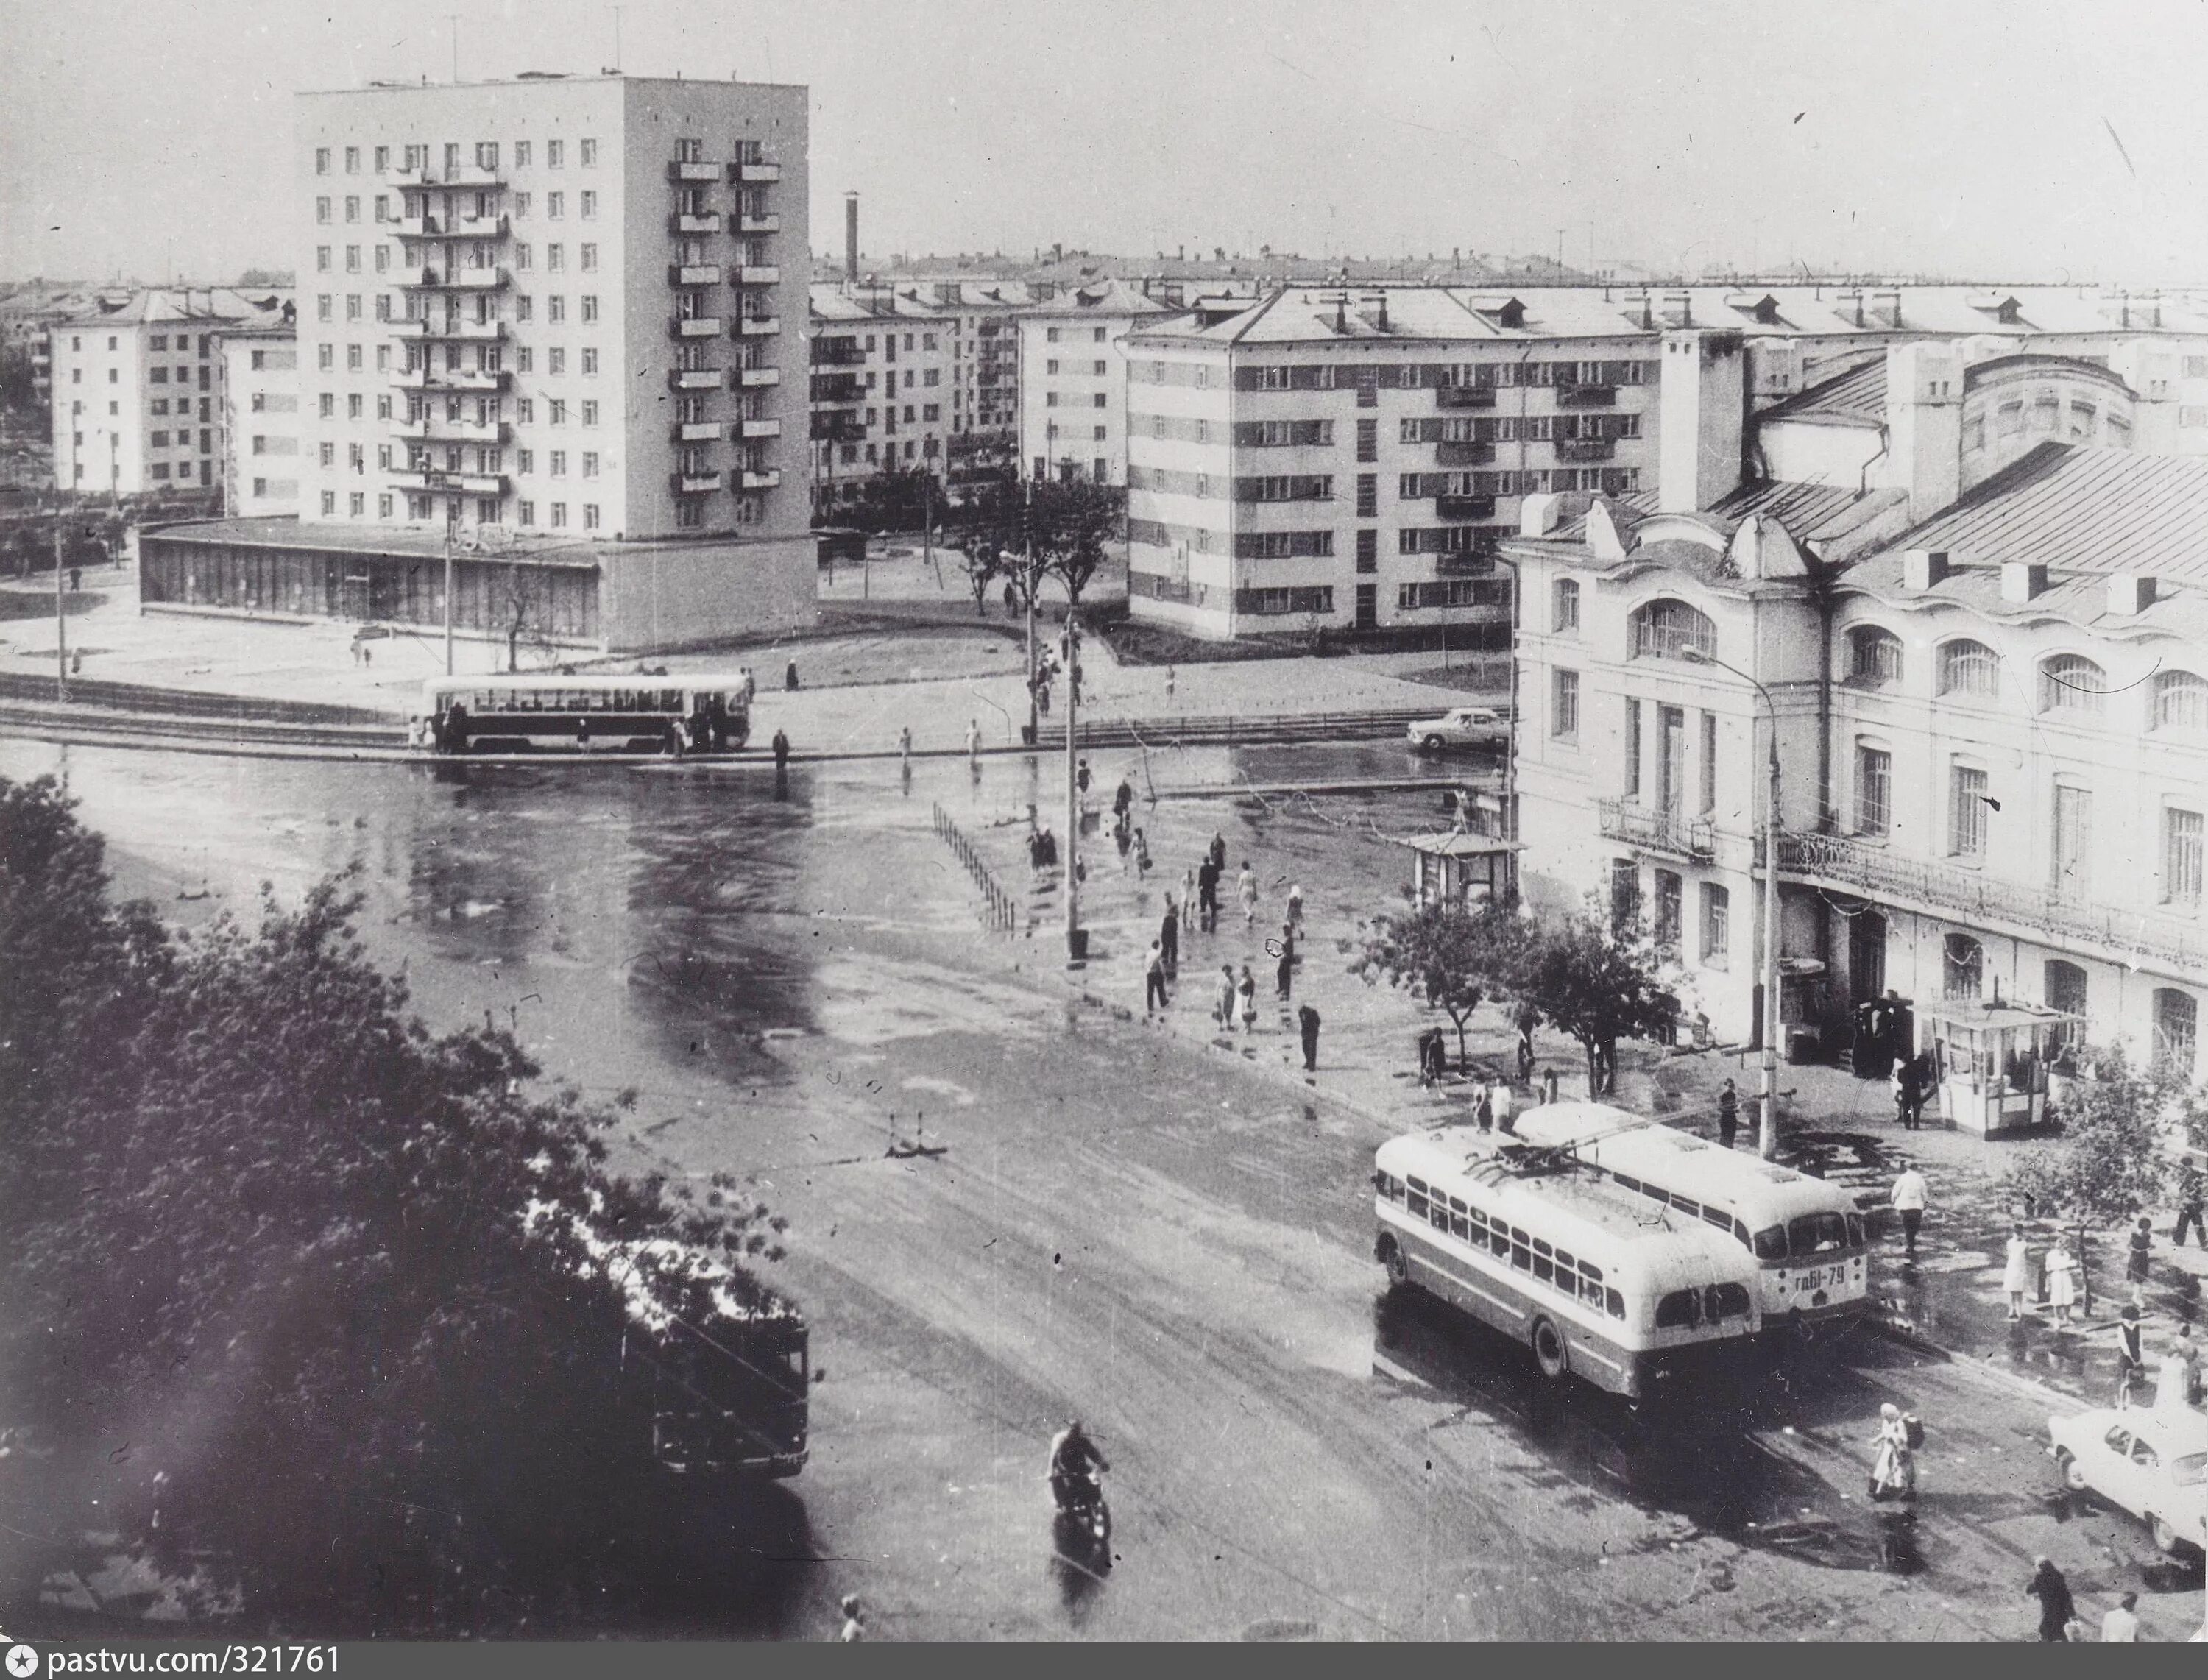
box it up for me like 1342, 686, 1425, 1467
3, 738, 2198, 1640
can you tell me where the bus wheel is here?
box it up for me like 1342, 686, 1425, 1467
1531, 1316, 1569, 1382
1381, 1239, 1410, 1290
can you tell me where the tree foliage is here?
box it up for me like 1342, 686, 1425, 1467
949, 477, 1125, 611
1351, 898, 1526, 1071
1514, 910, 1677, 1096
0, 775, 793, 1631
2004, 1041, 2181, 1228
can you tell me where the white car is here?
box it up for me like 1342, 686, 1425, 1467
2048, 1404, 2207, 1556
1407, 707, 1507, 753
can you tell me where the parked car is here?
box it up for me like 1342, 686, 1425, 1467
1407, 707, 1507, 753
2048, 1404, 2207, 1556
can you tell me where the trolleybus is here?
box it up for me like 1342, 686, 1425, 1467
1373, 1125, 1764, 1400
416, 671, 754, 756
1510, 1101, 1870, 1341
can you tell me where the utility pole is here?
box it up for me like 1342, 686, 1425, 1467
1064, 610, 1083, 961
54, 527, 67, 701
1023, 477, 1038, 745
442, 505, 456, 674
1760, 721, 1783, 1160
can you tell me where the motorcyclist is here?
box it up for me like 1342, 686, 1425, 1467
1869, 1402, 1917, 1500
1048, 1419, 1108, 1512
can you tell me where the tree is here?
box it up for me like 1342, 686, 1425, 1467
2004, 1042, 2179, 1229
1351, 898, 1526, 1073
0, 775, 793, 1630
950, 476, 1125, 612
1515, 910, 1677, 1096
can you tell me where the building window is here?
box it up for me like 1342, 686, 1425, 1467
1699, 884, 1729, 968
581, 348, 598, 376
315, 148, 330, 175
2045, 960, 2087, 1029
580, 244, 597, 272
349, 492, 365, 517
580, 295, 598, 323
2039, 654, 2108, 716
316, 294, 333, 322
1855, 745, 1892, 837
1848, 625, 1903, 685
320, 490, 336, 516
1949, 762, 1989, 858
1356, 528, 1378, 573
581, 400, 598, 426
316, 246, 332, 273
1938, 638, 1998, 697
549, 502, 567, 526
316, 196, 331, 224
1699, 711, 1717, 815
578, 138, 596, 166
549, 450, 567, 476
1623, 699, 1641, 798
1551, 578, 1579, 634
1356, 417, 1378, 463
2166, 807, 2204, 907
581, 452, 598, 478
2154, 988, 2198, 1076
344, 196, 360, 224
2154, 670, 2208, 731
1944, 934, 1984, 1000
1551, 668, 1579, 740
1630, 598, 1715, 661
1356, 474, 1377, 518
1652, 870, 1682, 951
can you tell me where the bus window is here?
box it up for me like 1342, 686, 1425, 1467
1752, 1225, 1787, 1261
1447, 1196, 1469, 1241
1432, 1195, 1454, 1235
1710, 1283, 1752, 1319
1490, 1224, 1510, 1259
1532, 1252, 1553, 1283
1577, 1261, 1602, 1286
1702, 1205, 1731, 1233
1844, 1213, 1866, 1250
1788, 1213, 1847, 1256
1654, 1290, 1702, 1329
1612, 1174, 1641, 1194
1467, 1206, 1487, 1233
1510, 1227, 1531, 1270
1553, 1247, 1574, 1275
1671, 1195, 1702, 1220
1604, 1288, 1626, 1319
1733, 1217, 1752, 1247
1406, 1178, 1429, 1220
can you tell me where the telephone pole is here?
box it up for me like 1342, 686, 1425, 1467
54, 528, 68, 701
1064, 612, 1083, 962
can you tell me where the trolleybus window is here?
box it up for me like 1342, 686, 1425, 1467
1752, 1224, 1788, 1261
1448, 1196, 1470, 1241
1406, 1177, 1429, 1219
1429, 1194, 1450, 1234
1788, 1212, 1849, 1256
1510, 1227, 1531, 1269
1605, 1289, 1626, 1319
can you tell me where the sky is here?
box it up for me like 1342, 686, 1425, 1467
6, 0, 2208, 285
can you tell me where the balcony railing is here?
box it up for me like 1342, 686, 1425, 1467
810, 374, 863, 404
670, 213, 724, 235
394, 319, 506, 341
390, 467, 509, 495
1557, 386, 1618, 408
737, 314, 779, 336
668, 367, 723, 390
1555, 438, 1616, 462
668, 160, 722, 182
737, 366, 779, 387
738, 214, 780, 234
668, 263, 723, 286
811, 343, 865, 367
672, 421, 725, 442
390, 367, 511, 393
392, 215, 442, 240
673, 471, 725, 495
391, 419, 511, 444
402, 266, 509, 291
1436, 386, 1496, 409
740, 468, 782, 490
1774, 832, 2208, 975
1434, 495, 1497, 521
1436, 441, 1496, 467
740, 418, 782, 439
671, 316, 724, 339
735, 162, 781, 183
1597, 798, 1717, 862
735, 265, 781, 286
451, 213, 511, 239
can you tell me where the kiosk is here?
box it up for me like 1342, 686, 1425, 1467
1922, 996, 2077, 1137
1398, 832, 1521, 911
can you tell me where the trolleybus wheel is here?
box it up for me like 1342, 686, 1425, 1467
2056, 1447, 2087, 1492
1531, 1316, 1569, 1382
2150, 1512, 2182, 1555
1381, 1239, 1410, 1290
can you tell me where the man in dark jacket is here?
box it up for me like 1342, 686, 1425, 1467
1298, 1005, 1320, 1072
2025, 1557, 2075, 1641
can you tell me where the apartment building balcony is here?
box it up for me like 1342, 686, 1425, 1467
737, 314, 779, 336
737, 214, 779, 234
668, 263, 723, 286
393, 318, 506, 341
1555, 437, 1616, 462
1436, 441, 1496, 467
1436, 386, 1496, 409
809, 373, 863, 404
389, 166, 438, 191
740, 468, 782, 491
811, 341, 865, 368
735, 266, 781, 286
1597, 798, 1717, 862
1435, 495, 1497, 521
670, 213, 724, 235
668, 366, 723, 391
451, 212, 510, 239
671, 421, 724, 442
1556, 386, 1617, 408
445, 267, 509, 291
1434, 550, 1500, 578
667, 160, 723, 182
445, 163, 505, 190
391, 418, 512, 444
670, 316, 724, 339
390, 467, 509, 495
393, 215, 442, 240
740, 418, 782, 439
735, 162, 781, 183
737, 366, 779, 388
673, 470, 725, 495
391, 367, 511, 393
1772, 832, 2208, 975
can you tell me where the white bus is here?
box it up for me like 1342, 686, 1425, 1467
1509, 1102, 1870, 1342
1373, 1126, 1763, 1400
416, 671, 754, 756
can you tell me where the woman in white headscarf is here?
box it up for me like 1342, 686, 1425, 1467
1869, 1402, 1917, 1500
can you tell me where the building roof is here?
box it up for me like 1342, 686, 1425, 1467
809, 275, 1173, 327
52, 287, 291, 330
142, 516, 600, 567
1759, 358, 1888, 426
1536, 479, 1910, 570
1894, 443, 2208, 583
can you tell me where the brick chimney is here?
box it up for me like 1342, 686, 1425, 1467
2000, 561, 2050, 603
2107, 573, 2157, 615
1900, 548, 1950, 590
844, 193, 859, 285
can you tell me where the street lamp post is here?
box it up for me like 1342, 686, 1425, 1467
1685, 646, 1783, 1160
1064, 610, 1083, 962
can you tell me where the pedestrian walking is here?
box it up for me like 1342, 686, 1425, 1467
1114, 777, 1134, 822
1208, 831, 1227, 873
68, 565, 82, 594
785, 659, 800, 691
838, 1595, 866, 1642
2173, 1159, 2206, 1249
1275, 940, 1293, 1002
1077, 758, 1092, 804
1475, 1084, 1494, 1134
2126, 1214, 2153, 1286
1890, 1061, 1911, 1130
2115, 1305, 2145, 1410
1542, 1066, 1560, 1106
1133, 827, 1152, 877
2045, 1236, 2079, 1327
1164, 664, 1176, 701
1181, 865, 1198, 925
2100, 1592, 2140, 1643
1298, 1004, 1320, 1072
1889, 1163, 1929, 1258
772, 727, 790, 769
966, 718, 982, 765
1160, 898, 1180, 977
1491, 1078, 1515, 1135
1144, 940, 1170, 1016
2157, 1323, 2199, 1413
2025, 1557, 2078, 1642
1868, 1402, 1917, 1501
1237, 963, 1257, 1032
1114, 818, 1133, 871
1216, 965, 1237, 1031
1717, 1078, 1739, 1150
1286, 882, 1305, 936
1003, 578, 1018, 618
1236, 862, 1258, 928
2003, 1224, 2034, 1320
1196, 858, 1219, 932
899, 725, 913, 771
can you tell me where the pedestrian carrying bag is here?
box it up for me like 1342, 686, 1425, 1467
1903, 1414, 1925, 1450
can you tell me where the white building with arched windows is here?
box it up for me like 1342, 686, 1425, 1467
1507, 336, 2208, 1085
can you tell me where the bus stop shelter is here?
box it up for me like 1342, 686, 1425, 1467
1397, 831, 1521, 911
1922, 996, 2078, 1137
